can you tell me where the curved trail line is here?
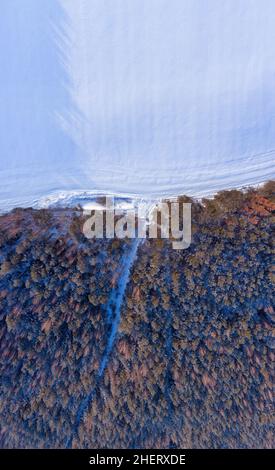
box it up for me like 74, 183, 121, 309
66, 238, 140, 448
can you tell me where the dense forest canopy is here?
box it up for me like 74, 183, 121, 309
0, 182, 274, 448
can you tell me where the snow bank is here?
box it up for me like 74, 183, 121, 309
0, 0, 274, 212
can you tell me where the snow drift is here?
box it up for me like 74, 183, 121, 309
0, 0, 274, 212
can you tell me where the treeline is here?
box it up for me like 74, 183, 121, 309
0, 182, 274, 448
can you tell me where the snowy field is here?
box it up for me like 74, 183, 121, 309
0, 0, 274, 212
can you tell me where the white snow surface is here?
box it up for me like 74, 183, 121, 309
0, 0, 274, 212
